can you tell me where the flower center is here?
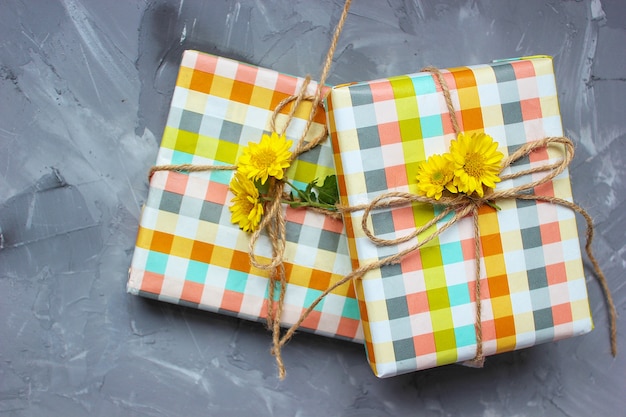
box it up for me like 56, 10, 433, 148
432, 171, 446, 184
251, 148, 277, 168
463, 152, 485, 178
242, 201, 253, 212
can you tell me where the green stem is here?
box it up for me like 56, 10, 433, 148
260, 196, 337, 211
282, 178, 310, 201
260, 177, 338, 212
485, 201, 501, 211
296, 200, 338, 211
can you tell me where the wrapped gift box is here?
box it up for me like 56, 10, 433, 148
128, 50, 363, 342
327, 56, 592, 376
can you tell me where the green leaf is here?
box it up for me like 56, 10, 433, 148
254, 179, 270, 195
314, 175, 339, 205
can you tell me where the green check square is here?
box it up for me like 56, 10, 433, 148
427, 286, 450, 311
388, 75, 417, 100
436, 348, 459, 366
214, 140, 240, 164
433, 328, 457, 352
398, 116, 422, 144
175, 130, 199, 154
195, 134, 219, 160
420, 245, 443, 270
430, 308, 454, 331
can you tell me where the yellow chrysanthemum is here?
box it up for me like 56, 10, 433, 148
445, 132, 504, 198
229, 172, 264, 232
416, 154, 456, 200
238, 132, 293, 185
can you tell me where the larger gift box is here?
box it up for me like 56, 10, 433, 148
327, 56, 593, 376
128, 50, 363, 342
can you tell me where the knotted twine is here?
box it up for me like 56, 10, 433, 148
275, 67, 618, 369
150, 0, 353, 379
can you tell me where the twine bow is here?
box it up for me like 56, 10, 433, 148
350, 135, 579, 366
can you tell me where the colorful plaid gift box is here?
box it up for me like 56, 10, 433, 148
128, 50, 363, 342
326, 56, 593, 377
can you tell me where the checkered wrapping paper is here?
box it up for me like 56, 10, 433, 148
128, 50, 363, 342
327, 56, 593, 376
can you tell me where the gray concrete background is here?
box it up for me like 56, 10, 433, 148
1, 0, 624, 416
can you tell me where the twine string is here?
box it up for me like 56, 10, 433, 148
248, 0, 353, 379
422, 66, 462, 135
148, 163, 236, 179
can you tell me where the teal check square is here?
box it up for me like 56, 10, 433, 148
440, 242, 464, 264
225, 269, 248, 293
145, 251, 169, 275
304, 289, 325, 312
342, 297, 360, 320
454, 324, 476, 347
448, 283, 471, 307
186, 260, 209, 283
411, 75, 437, 95
419, 115, 444, 138
210, 164, 235, 185
171, 150, 194, 165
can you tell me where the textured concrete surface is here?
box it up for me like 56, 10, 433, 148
1, 1, 624, 416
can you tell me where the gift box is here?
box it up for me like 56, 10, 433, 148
128, 50, 363, 342
326, 56, 593, 376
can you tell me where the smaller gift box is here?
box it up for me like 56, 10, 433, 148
128, 50, 362, 342
327, 56, 593, 377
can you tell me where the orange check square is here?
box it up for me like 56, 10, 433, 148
231, 81, 254, 105
460, 107, 484, 131
189, 70, 214, 95
151, 231, 174, 254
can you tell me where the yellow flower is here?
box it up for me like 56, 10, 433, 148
238, 132, 293, 185
445, 132, 504, 198
416, 154, 456, 200
229, 172, 264, 232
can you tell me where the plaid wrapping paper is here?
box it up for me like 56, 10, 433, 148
327, 56, 593, 377
128, 50, 363, 342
